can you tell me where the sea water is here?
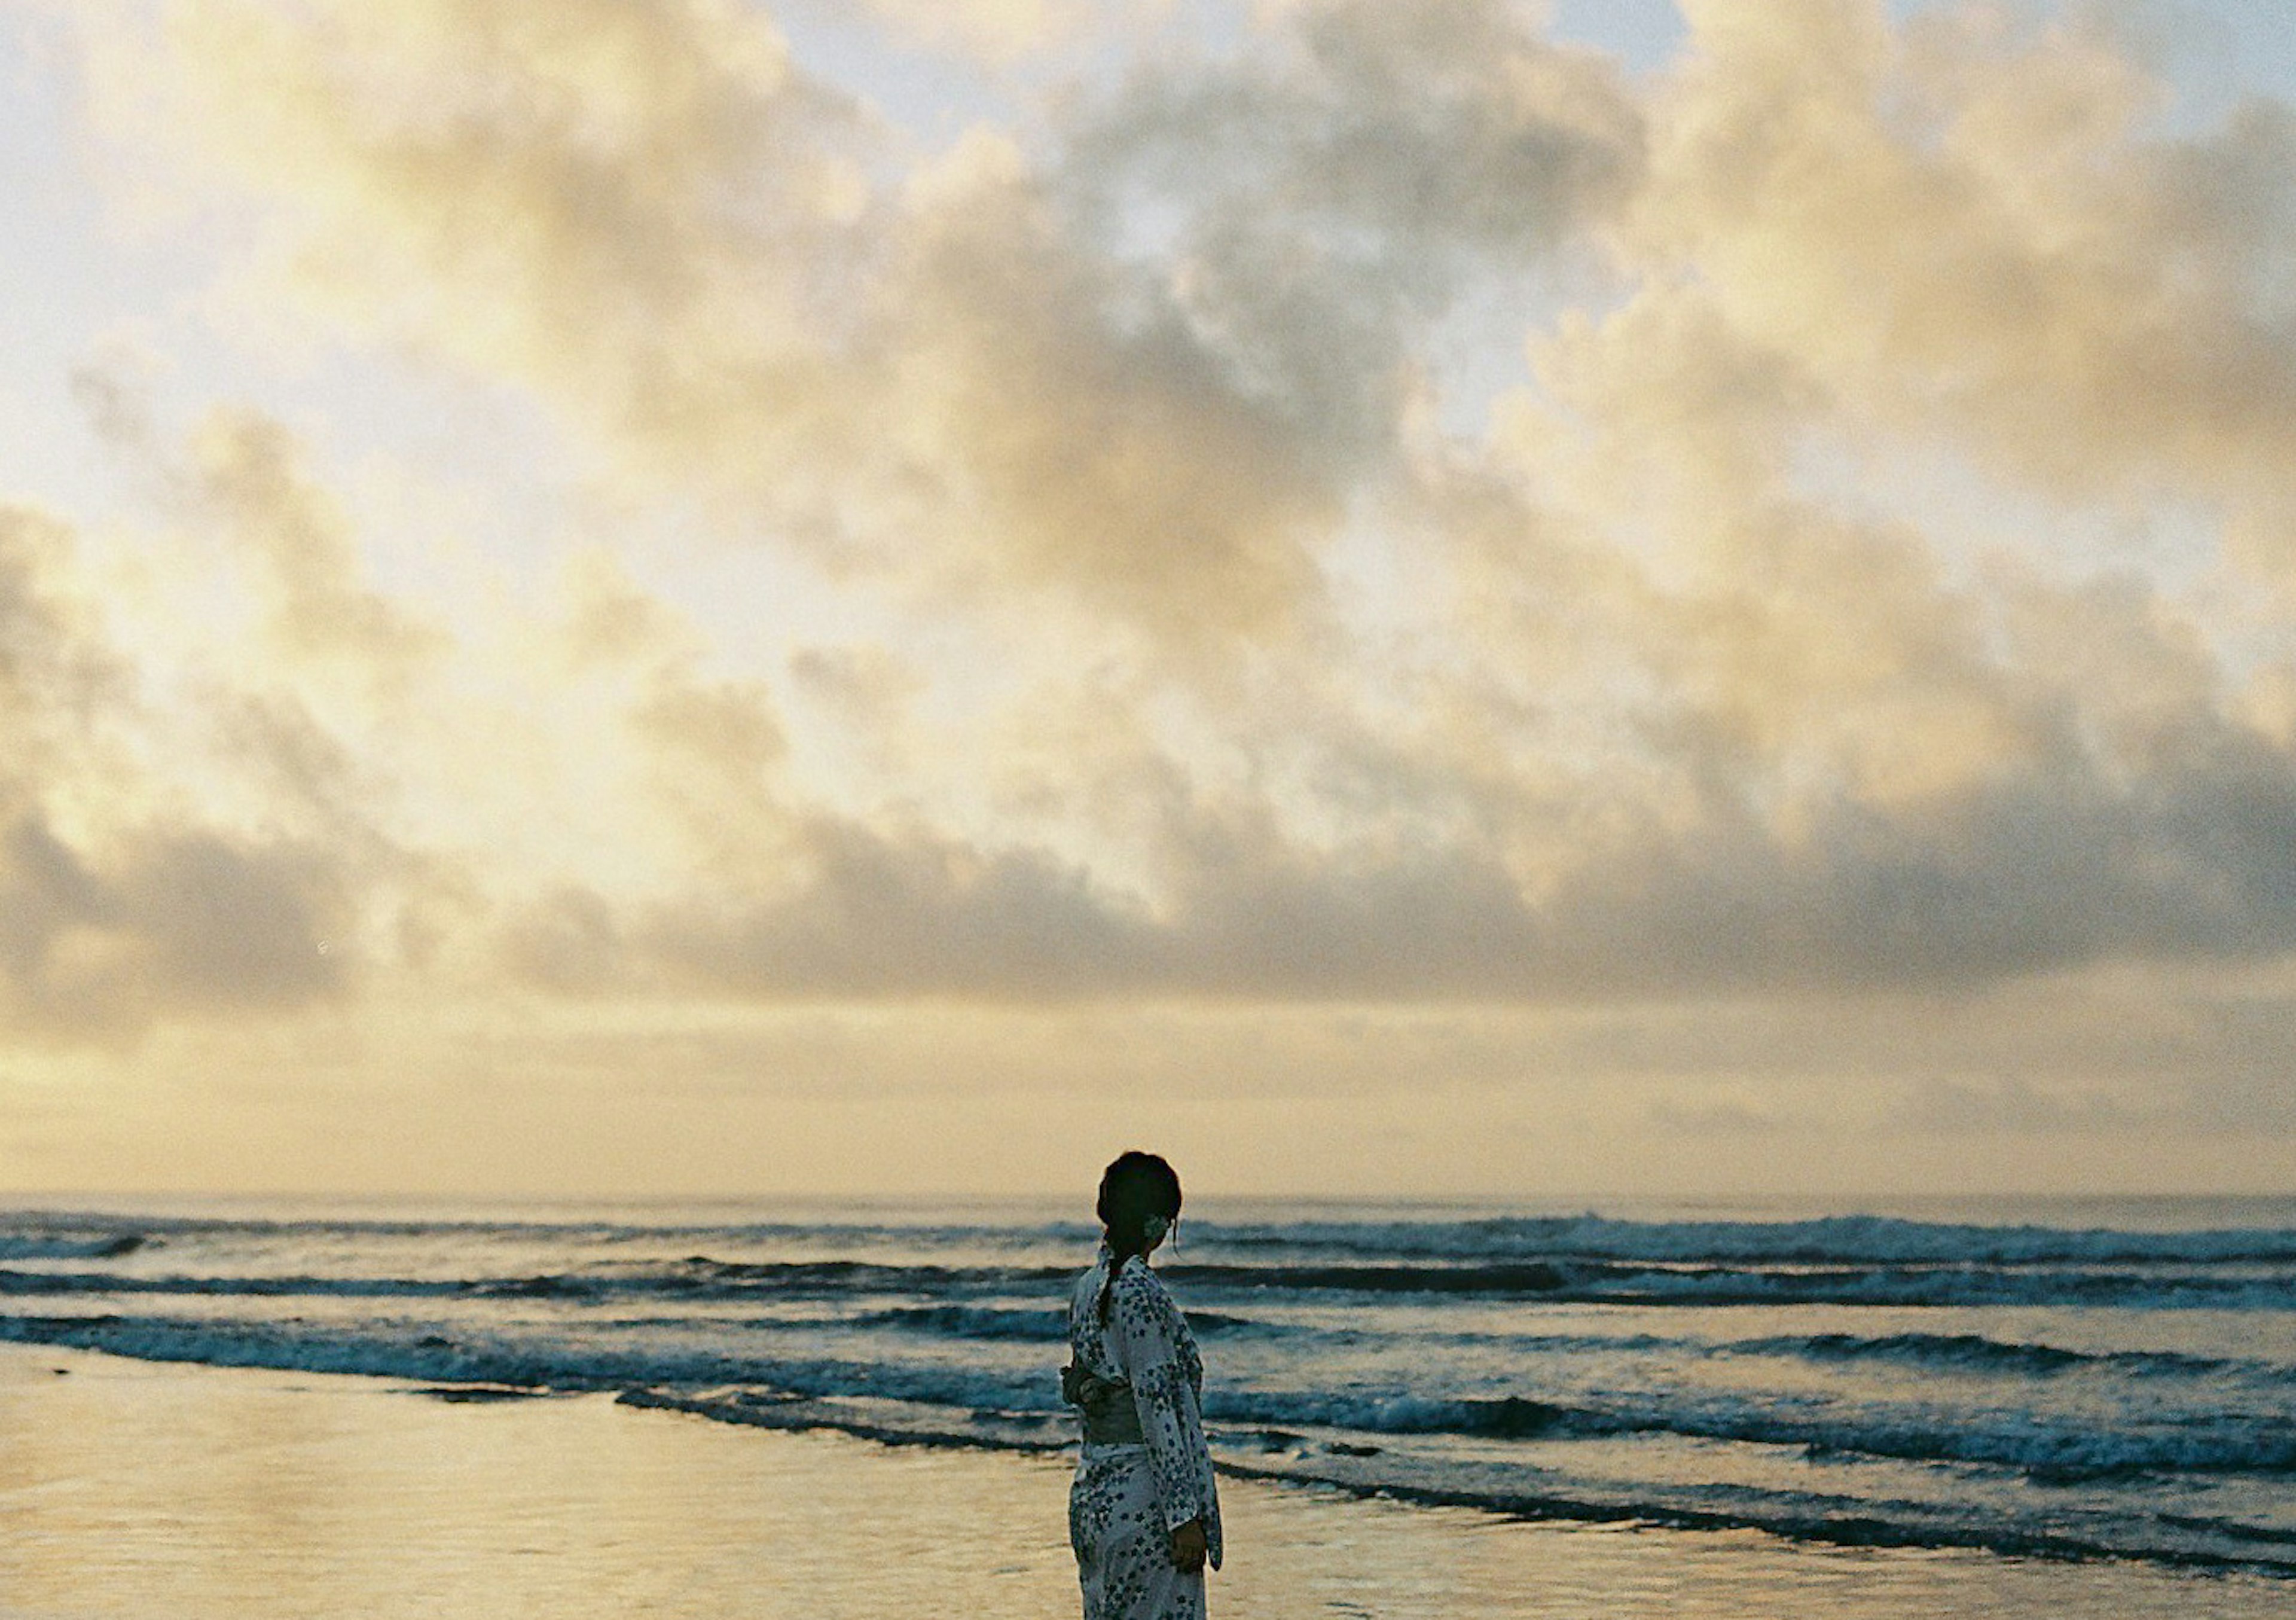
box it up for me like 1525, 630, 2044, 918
3, 1194, 2294, 1582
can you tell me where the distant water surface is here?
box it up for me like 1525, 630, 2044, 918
4, 1194, 2294, 1581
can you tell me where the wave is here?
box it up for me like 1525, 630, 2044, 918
1747, 1329, 2093, 1374
0, 1268, 475, 1299
0, 1258, 1071, 1305
1163, 1260, 2296, 1311
57, 1272, 2264, 1401
0, 1312, 1054, 1411
11, 1249, 2296, 1314
1200, 1451, 2296, 1578
13, 1307, 2294, 1485
21, 1206, 2296, 1270
1662, 1402, 2296, 1482
1201, 1213, 2296, 1268
0, 1232, 146, 1261
840, 1304, 1262, 1341
849, 1305, 1066, 1341
10, 1201, 2296, 1582
0, 1210, 1090, 1253
1205, 1383, 2296, 1482
15, 1205, 2296, 1316
1375, 1323, 2270, 1387
618, 1386, 2296, 1577
1733, 1330, 2273, 1383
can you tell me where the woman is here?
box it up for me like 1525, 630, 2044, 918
1063, 1151, 1223, 1620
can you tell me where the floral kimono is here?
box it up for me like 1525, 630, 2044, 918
1065, 1247, 1223, 1619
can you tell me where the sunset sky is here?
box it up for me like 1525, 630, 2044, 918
4, 0, 2296, 1199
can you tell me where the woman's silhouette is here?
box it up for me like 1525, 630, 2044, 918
1063, 1151, 1223, 1619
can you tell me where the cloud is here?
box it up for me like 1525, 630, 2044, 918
787, 643, 922, 730
879, 132, 1339, 635
0, 810, 351, 1038
833, 0, 1091, 65
0, 505, 361, 1039
1056, 0, 1644, 447
555, 548, 701, 671
1634, 0, 2296, 574
0, 507, 126, 771
35, 0, 2296, 1198
187, 407, 447, 677
1647, 1096, 1784, 1137
35, 2, 2296, 1036
93, 0, 877, 492
1891, 1075, 2150, 1136
467, 672, 2296, 1005
75, 0, 1649, 641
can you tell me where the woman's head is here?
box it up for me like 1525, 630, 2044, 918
1096, 1149, 1182, 1255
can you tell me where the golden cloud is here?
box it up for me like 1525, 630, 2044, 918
17, 0, 2296, 1056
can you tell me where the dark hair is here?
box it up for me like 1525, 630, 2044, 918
1096, 1150, 1182, 1322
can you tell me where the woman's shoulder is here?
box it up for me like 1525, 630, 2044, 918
1110, 1253, 1177, 1310
1069, 1254, 1109, 1305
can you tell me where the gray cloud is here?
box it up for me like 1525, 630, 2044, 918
1060, 0, 1642, 450
1890, 1075, 2150, 1137
0, 507, 128, 762
482, 690, 2296, 1003
187, 408, 447, 677
0, 809, 350, 1038
0, 508, 359, 1038
0, 474, 450, 1042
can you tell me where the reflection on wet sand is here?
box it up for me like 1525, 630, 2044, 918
1, 1346, 2286, 1620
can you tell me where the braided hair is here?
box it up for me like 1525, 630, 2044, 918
1095, 1150, 1183, 1324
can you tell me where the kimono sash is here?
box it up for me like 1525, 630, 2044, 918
1061, 1361, 1146, 1445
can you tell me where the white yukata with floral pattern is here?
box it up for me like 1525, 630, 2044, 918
1067, 1247, 1223, 1620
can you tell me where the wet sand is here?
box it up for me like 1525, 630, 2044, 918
0, 1343, 2285, 1619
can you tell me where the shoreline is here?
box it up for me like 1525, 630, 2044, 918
4, 1342, 2290, 1619
11, 1295, 2291, 1582
618, 1384, 2296, 1579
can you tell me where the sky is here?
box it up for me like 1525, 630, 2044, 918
4, 0, 2296, 1201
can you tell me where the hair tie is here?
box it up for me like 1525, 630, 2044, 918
1140, 1213, 1170, 1243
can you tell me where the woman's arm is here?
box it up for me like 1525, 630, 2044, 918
1110, 1268, 1210, 1548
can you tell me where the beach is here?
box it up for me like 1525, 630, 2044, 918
3, 1341, 2286, 1620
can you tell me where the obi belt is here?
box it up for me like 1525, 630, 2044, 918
1061, 1362, 1145, 1445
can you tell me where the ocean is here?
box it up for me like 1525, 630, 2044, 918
4, 1194, 2294, 1586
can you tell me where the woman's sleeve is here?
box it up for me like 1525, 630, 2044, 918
1112, 1270, 1211, 1531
